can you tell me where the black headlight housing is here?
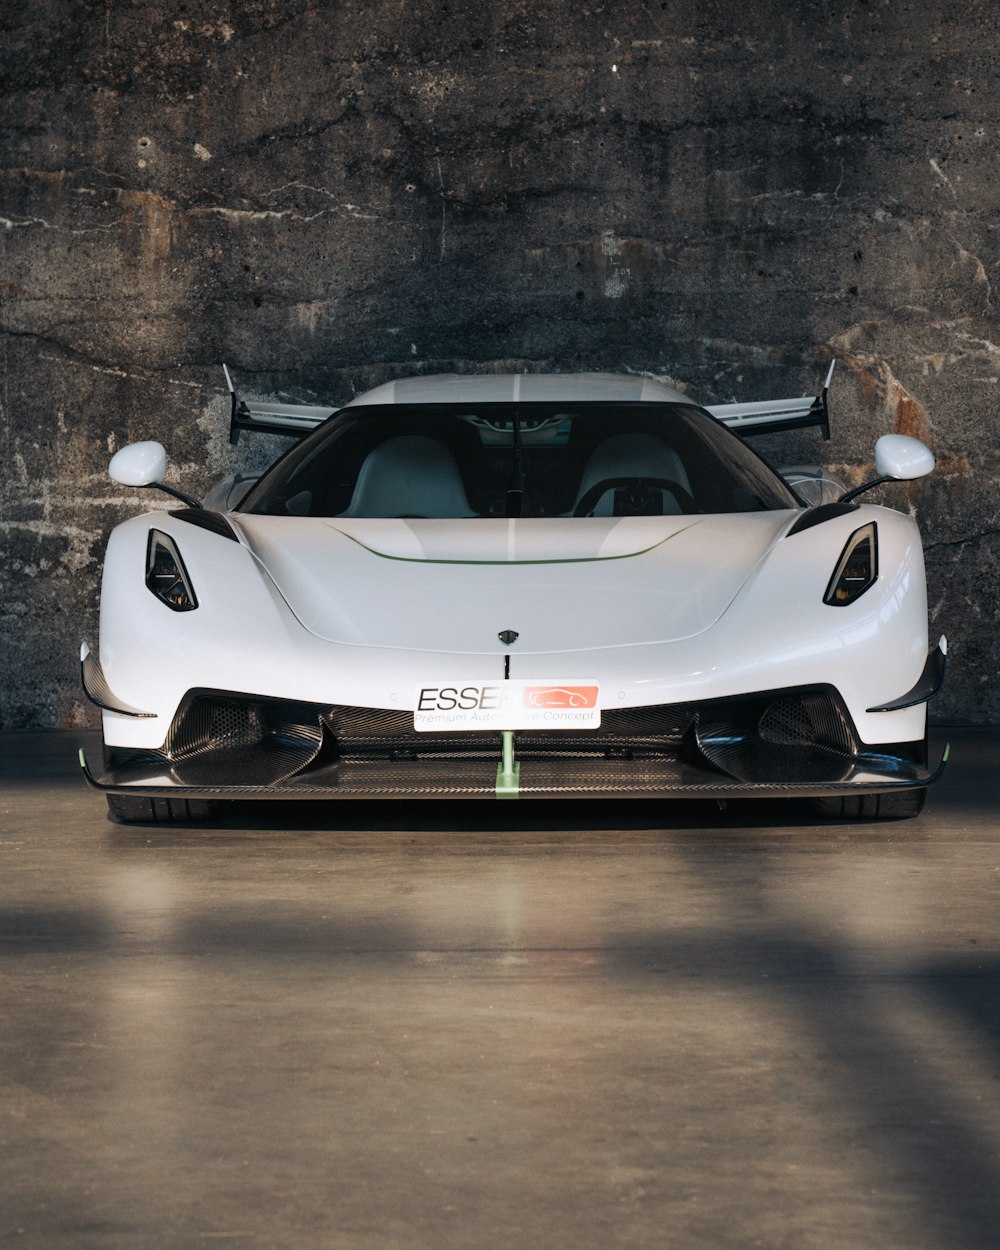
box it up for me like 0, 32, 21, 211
824, 521, 878, 607
146, 529, 198, 611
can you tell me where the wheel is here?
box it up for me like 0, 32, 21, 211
812, 788, 926, 821
106, 794, 218, 824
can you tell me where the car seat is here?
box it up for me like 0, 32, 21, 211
573, 433, 692, 515
340, 435, 476, 518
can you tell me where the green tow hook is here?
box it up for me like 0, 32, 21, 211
495, 730, 520, 799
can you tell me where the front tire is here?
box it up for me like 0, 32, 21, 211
107, 794, 218, 824
812, 788, 926, 821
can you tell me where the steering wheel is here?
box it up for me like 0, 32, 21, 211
573, 476, 697, 517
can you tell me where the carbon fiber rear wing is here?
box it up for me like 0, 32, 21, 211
225, 365, 337, 445
706, 360, 834, 440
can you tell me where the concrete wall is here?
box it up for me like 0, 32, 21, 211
2, 0, 997, 728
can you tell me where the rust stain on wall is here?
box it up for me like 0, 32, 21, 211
119, 189, 177, 266
835, 343, 935, 448
891, 389, 932, 442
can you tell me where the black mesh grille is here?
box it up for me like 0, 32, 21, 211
209, 701, 265, 747
759, 696, 817, 746
774, 690, 854, 755
166, 693, 324, 785
167, 697, 266, 758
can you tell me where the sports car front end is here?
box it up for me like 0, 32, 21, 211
82, 378, 946, 820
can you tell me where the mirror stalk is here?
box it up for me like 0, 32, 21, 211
149, 482, 202, 509
838, 476, 895, 505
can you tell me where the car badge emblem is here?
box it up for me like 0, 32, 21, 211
498, 630, 519, 646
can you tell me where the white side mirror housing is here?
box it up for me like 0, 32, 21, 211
109, 441, 168, 487
874, 434, 935, 481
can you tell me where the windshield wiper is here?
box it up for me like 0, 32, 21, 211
505, 407, 524, 518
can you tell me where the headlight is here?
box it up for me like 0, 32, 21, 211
824, 521, 877, 606
146, 530, 198, 611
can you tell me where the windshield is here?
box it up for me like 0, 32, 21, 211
240, 401, 799, 518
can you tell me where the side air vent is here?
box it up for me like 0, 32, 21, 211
169, 509, 240, 541
786, 502, 858, 537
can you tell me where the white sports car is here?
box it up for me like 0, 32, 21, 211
80, 366, 947, 822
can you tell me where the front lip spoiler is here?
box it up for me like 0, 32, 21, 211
79, 744, 949, 801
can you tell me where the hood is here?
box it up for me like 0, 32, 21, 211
234, 514, 790, 654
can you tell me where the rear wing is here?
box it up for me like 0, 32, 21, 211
706, 360, 834, 440
224, 364, 337, 445
223, 359, 835, 444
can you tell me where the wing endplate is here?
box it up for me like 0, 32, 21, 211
707, 360, 835, 440
224, 364, 337, 444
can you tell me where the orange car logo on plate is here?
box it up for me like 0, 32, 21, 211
524, 686, 599, 709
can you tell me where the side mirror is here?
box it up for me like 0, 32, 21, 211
840, 434, 935, 504
108, 440, 200, 508
109, 441, 168, 487
874, 433, 935, 481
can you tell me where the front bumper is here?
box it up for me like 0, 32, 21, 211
81, 685, 945, 801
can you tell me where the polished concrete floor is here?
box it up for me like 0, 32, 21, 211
1, 729, 999, 1250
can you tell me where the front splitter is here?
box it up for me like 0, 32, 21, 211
80, 744, 948, 802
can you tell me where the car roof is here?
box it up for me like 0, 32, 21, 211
343, 372, 691, 407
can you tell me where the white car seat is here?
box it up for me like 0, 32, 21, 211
574, 433, 692, 515
340, 435, 476, 518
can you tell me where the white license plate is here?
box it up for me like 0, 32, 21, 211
414, 680, 601, 731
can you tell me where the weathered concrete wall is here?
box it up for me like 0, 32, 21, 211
2, 0, 997, 728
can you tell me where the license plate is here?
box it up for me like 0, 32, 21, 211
414, 680, 601, 731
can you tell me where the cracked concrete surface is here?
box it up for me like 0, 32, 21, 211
2, 1, 998, 727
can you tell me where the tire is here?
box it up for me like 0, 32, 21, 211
106, 794, 218, 824
812, 788, 926, 821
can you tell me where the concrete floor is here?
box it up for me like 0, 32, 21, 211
1, 730, 999, 1250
